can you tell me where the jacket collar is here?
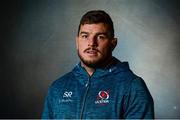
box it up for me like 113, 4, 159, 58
72, 57, 130, 82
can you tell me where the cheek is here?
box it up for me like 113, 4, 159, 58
99, 44, 111, 54
78, 43, 86, 52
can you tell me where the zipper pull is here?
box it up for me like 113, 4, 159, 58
85, 83, 88, 87
85, 77, 90, 87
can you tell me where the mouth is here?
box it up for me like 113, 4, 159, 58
84, 49, 99, 55
87, 50, 97, 54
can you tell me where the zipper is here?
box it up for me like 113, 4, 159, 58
80, 77, 91, 119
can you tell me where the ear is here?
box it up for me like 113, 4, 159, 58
111, 38, 117, 51
76, 36, 79, 50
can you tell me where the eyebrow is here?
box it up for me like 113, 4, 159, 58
79, 32, 88, 35
96, 32, 108, 36
79, 31, 108, 36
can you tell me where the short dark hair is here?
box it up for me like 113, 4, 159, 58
77, 10, 114, 39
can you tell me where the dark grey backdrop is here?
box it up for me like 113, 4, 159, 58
1, 0, 180, 118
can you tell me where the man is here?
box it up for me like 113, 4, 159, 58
42, 10, 154, 119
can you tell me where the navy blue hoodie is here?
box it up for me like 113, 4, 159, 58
42, 57, 154, 119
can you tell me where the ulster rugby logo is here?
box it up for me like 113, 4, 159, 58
95, 90, 110, 105
99, 91, 109, 99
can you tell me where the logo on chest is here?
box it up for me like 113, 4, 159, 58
95, 90, 110, 105
63, 91, 72, 98
59, 91, 73, 103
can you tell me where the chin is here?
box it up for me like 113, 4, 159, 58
83, 58, 99, 63
81, 56, 106, 68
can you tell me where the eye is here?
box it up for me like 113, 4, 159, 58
80, 34, 88, 39
97, 35, 106, 40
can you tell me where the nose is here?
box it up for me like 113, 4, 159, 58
88, 36, 97, 47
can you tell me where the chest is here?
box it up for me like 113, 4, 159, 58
51, 77, 127, 119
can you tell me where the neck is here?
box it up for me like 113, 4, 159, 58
81, 56, 114, 76
81, 62, 95, 76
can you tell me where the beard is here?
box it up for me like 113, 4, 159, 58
77, 48, 112, 68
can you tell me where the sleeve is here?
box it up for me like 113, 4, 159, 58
41, 88, 53, 119
123, 77, 154, 119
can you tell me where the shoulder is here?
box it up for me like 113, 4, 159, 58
124, 76, 153, 104
110, 60, 138, 83
48, 71, 74, 94
111, 62, 149, 94
130, 77, 152, 96
112, 66, 138, 84
123, 77, 154, 118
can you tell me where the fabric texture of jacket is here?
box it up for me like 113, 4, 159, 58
42, 57, 154, 119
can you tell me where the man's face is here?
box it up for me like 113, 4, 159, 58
76, 23, 117, 68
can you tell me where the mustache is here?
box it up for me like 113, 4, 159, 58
84, 47, 100, 53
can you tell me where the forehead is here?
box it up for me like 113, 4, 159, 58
79, 23, 108, 34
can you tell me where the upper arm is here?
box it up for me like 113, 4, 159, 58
123, 77, 154, 119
